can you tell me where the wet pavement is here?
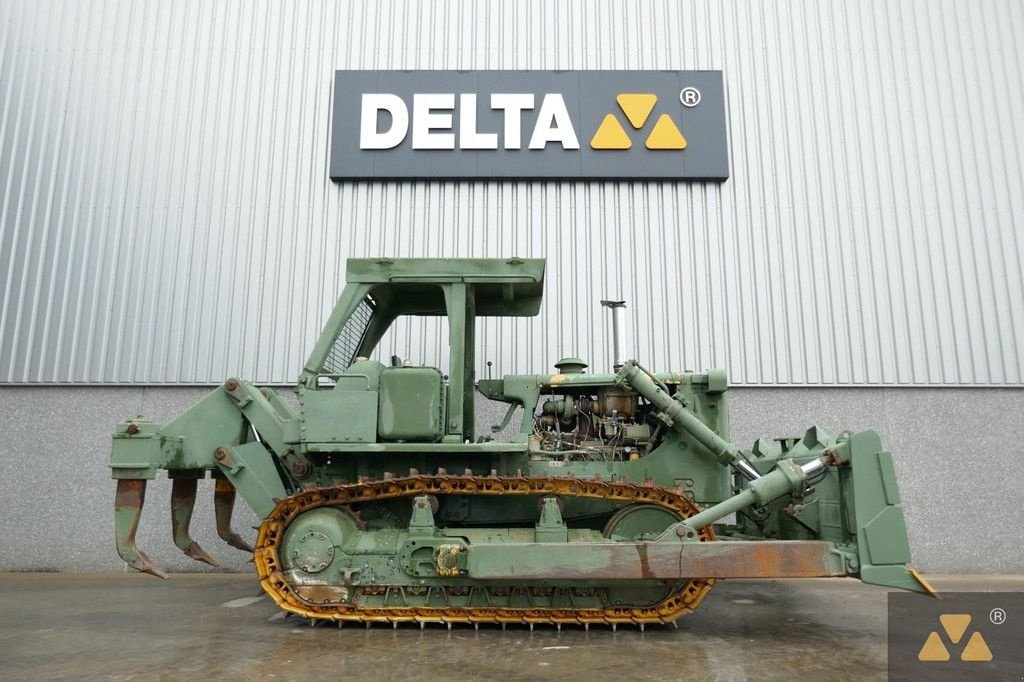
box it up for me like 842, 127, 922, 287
1, 573, 1021, 681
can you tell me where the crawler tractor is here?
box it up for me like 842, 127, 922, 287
111, 258, 933, 627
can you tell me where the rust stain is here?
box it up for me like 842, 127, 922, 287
636, 543, 654, 580
705, 542, 843, 578
114, 479, 146, 509
472, 540, 847, 581
294, 584, 351, 605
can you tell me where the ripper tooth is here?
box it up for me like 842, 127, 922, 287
114, 479, 168, 579
214, 479, 254, 553
170, 477, 219, 567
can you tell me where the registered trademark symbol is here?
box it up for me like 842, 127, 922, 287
679, 87, 701, 107
990, 607, 1006, 625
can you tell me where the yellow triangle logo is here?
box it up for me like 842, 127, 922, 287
590, 114, 632, 149
616, 93, 658, 129
960, 632, 993, 661
939, 614, 971, 644
645, 114, 687, 150
918, 631, 950, 661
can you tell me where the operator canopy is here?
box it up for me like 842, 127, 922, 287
313, 258, 545, 375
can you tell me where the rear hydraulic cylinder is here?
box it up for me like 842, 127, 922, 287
616, 359, 761, 480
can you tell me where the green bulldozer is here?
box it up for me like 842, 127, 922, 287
111, 258, 933, 627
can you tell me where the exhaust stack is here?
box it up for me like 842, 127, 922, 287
600, 300, 627, 372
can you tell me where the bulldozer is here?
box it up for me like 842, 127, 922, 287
111, 257, 934, 627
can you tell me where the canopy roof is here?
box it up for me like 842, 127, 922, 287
346, 258, 545, 317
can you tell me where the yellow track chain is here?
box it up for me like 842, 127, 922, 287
254, 474, 715, 625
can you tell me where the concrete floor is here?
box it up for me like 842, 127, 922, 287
1, 574, 1021, 681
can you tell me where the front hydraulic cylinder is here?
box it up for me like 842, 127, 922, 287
679, 456, 827, 532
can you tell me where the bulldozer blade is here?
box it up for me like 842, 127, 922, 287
170, 478, 219, 567
214, 479, 254, 553
114, 479, 169, 579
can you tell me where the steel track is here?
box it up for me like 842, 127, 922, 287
254, 474, 716, 625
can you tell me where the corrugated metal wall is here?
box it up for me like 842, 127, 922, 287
1, 0, 1022, 386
